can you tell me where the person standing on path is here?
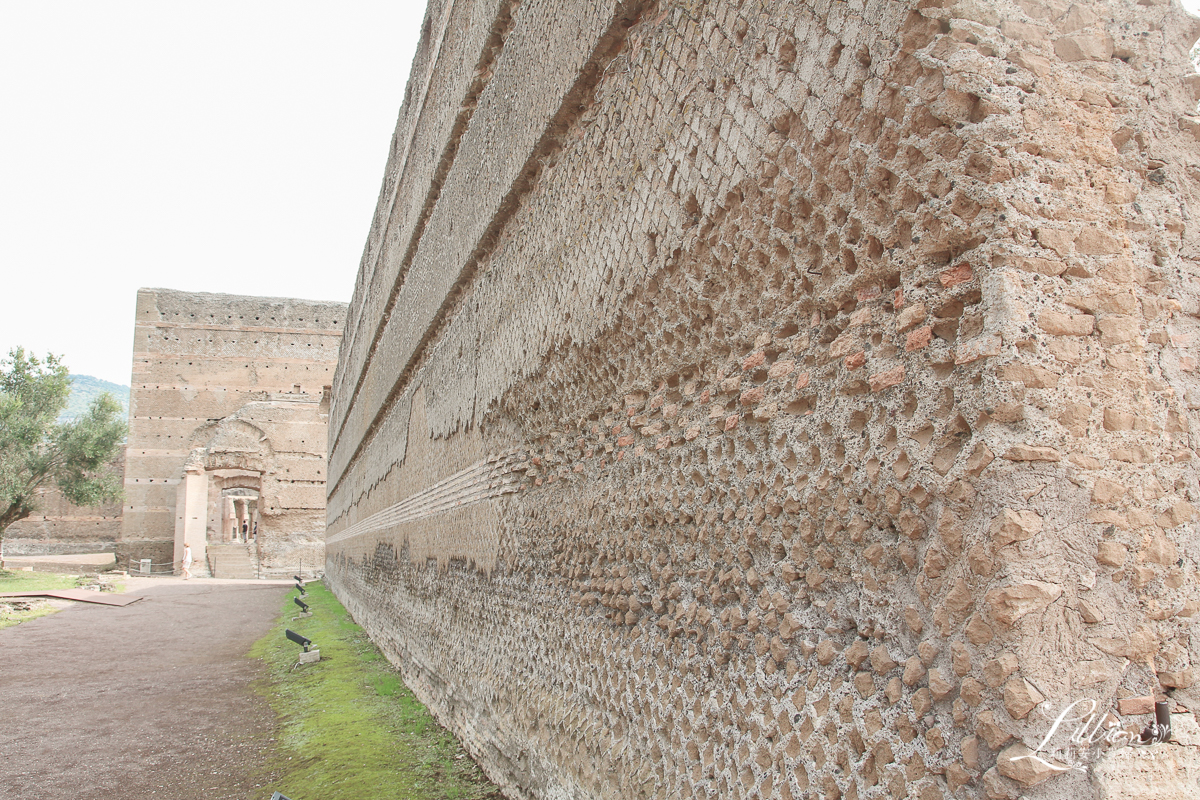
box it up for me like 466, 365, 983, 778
181, 543, 193, 580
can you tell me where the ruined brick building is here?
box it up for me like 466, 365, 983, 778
120, 288, 346, 577
325, 1, 1200, 798
2, 452, 125, 557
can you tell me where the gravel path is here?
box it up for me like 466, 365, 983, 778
0, 577, 292, 800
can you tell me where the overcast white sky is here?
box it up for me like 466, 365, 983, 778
2, 2, 1199, 388
0, 1, 426, 385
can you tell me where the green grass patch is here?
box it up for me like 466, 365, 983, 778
0, 569, 79, 594
371, 674, 402, 697
250, 581, 502, 800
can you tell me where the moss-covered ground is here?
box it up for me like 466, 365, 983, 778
251, 580, 503, 800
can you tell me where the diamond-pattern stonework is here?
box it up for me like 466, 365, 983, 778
326, 2, 1200, 798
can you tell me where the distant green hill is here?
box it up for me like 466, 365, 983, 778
60, 374, 130, 423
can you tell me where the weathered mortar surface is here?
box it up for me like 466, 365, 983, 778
120, 288, 346, 570
327, 1, 1200, 798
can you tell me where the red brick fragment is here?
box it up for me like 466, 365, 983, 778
740, 387, 766, 406
906, 326, 933, 352
869, 365, 905, 391
940, 263, 973, 288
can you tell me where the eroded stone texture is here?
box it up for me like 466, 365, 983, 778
326, 1, 1200, 798
120, 289, 346, 575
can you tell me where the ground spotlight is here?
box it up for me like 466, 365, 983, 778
286, 628, 312, 652
291, 595, 313, 621
295, 580, 306, 596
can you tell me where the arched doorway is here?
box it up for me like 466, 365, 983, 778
174, 418, 272, 576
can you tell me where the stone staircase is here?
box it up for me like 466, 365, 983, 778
206, 543, 257, 579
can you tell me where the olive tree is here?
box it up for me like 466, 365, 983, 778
0, 348, 127, 551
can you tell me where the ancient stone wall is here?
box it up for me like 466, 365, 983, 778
326, 2, 1200, 798
3, 451, 125, 556
120, 288, 346, 574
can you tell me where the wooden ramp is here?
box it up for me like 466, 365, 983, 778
0, 590, 143, 606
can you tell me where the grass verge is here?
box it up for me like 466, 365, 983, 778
250, 580, 502, 800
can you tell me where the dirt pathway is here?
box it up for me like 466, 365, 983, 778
0, 578, 292, 800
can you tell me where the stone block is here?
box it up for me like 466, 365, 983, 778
996, 743, 1063, 786
989, 508, 1043, 546
1096, 541, 1127, 568
986, 581, 1063, 626
1002, 677, 1044, 719
1039, 310, 1094, 336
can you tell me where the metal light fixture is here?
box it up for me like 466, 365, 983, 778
286, 628, 312, 652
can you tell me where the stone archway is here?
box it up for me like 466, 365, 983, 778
173, 418, 273, 574
190, 418, 272, 475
